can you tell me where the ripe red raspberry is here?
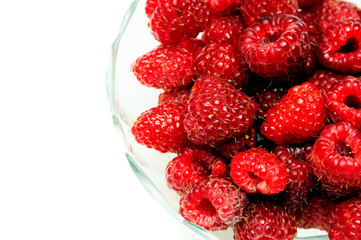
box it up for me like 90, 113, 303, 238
215, 127, 257, 160
234, 201, 297, 240
158, 88, 190, 107
261, 82, 327, 145
325, 76, 361, 127
230, 148, 288, 195
239, 14, 310, 79
296, 196, 337, 232
315, 0, 360, 33
202, 15, 244, 46
179, 38, 206, 57
149, 0, 211, 44
131, 44, 195, 90
184, 76, 256, 146
131, 103, 188, 153
165, 144, 227, 194
204, 0, 240, 14
308, 69, 346, 97
317, 19, 361, 73
329, 198, 361, 240
179, 177, 248, 231
239, 0, 299, 26
310, 121, 361, 188
272, 145, 315, 209
251, 84, 287, 120
195, 43, 249, 88
145, 0, 158, 18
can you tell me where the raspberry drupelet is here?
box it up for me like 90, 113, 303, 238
239, 14, 310, 79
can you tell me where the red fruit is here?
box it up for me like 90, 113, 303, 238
315, 0, 360, 33
179, 38, 206, 57
317, 19, 361, 73
272, 145, 315, 209
149, 0, 211, 44
329, 198, 361, 240
308, 69, 346, 97
239, 14, 310, 79
230, 148, 288, 195
131, 103, 188, 153
320, 179, 361, 201
145, 0, 158, 18
158, 88, 190, 107
310, 121, 361, 188
165, 145, 227, 194
215, 127, 257, 159
261, 82, 327, 145
184, 76, 256, 146
132, 44, 195, 90
204, 0, 240, 14
234, 201, 297, 240
195, 43, 248, 87
179, 177, 248, 231
251, 85, 287, 119
239, 0, 299, 26
325, 76, 361, 127
296, 196, 337, 232
202, 15, 244, 46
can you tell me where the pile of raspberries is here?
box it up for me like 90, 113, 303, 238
130, 0, 361, 239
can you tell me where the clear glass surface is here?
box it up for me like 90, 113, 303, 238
106, 1, 360, 239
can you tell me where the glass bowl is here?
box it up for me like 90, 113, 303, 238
106, 1, 360, 239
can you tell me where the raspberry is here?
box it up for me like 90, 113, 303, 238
296, 196, 337, 232
272, 145, 315, 209
202, 15, 244, 46
234, 201, 297, 240
195, 43, 248, 88
315, 0, 360, 33
329, 198, 361, 240
131, 103, 188, 153
184, 76, 256, 146
230, 148, 288, 195
165, 144, 227, 194
320, 179, 361, 201
251, 84, 287, 120
204, 0, 240, 14
149, 0, 211, 44
325, 76, 361, 127
179, 177, 248, 231
179, 38, 206, 57
308, 69, 346, 97
239, 14, 310, 79
158, 88, 190, 107
310, 121, 361, 188
239, 0, 299, 26
145, 0, 158, 18
131, 44, 196, 90
215, 127, 257, 160
261, 82, 327, 145
317, 19, 361, 73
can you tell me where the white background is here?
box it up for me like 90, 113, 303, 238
0, 0, 199, 239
